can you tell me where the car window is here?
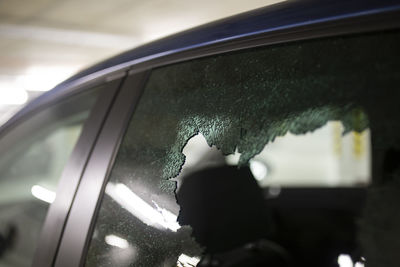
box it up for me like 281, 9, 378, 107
86, 30, 400, 267
0, 87, 100, 267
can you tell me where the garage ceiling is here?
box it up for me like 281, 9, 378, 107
0, 0, 283, 125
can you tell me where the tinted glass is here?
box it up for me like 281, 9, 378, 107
86, 30, 400, 267
0, 88, 99, 266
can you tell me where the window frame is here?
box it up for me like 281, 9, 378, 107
54, 8, 400, 267
0, 71, 129, 267
54, 71, 149, 267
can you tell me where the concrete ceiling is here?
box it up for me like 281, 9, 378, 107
0, 0, 283, 124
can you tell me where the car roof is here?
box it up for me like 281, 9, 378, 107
2, 0, 400, 132
59, 0, 400, 86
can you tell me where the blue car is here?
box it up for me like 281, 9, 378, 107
0, 0, 399, 266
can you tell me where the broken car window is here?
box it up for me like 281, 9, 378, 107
85, 30, 400, 267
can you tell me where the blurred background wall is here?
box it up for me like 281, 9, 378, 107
0, 0, 283, 125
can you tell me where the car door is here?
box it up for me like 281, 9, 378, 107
55, 10, 400, 267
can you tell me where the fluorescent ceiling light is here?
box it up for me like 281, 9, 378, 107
105, 234, 129, 249
31, 185, 56, 203
106, 183, 181, 232
17, 66, 78, 92
0, 82, 28, 105
0, 24, 137, 49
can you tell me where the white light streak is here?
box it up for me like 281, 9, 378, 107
105, 234, 129, 249
177, 254, 201, 267
105, 183, 181, 232
31, 185, 56, 203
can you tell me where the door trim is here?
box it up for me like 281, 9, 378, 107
54, 71, 149, 267
32, 76, 126, 267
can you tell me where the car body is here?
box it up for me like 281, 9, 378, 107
0, 0, 400, 266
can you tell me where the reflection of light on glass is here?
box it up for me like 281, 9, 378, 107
355, 262, 365, 267
152, 201, 180, 228
338, 254, 353, 267
0, 85, 28, 105
31, 185, 56, 203
177, 254, 201, 267
105, 234, 129, 249
250, 160, 268, 181
106, 183, 180, 232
